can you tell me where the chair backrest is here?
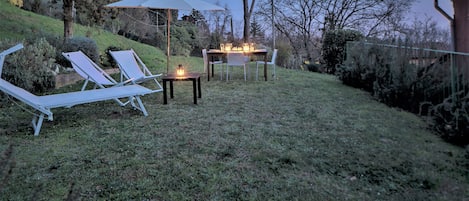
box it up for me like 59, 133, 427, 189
227, 52, 246, 66
271, 49, 278, 63
62, 51, 117, 86
109, 50, 147, 80
0, 43, 23, 75
202, 49, 208, 67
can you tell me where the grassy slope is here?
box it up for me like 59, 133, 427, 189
0, 0, 190, 72
1, 1, 468, 200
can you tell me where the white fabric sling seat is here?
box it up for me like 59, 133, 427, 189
109, 49, 163, 93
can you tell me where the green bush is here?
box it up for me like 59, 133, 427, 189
340, 41, 469, 145
305, 63, 323, 73
104, 46, 124, 68
56, 36, 100, 67
275, 40, 293, 69
1, 38, 56, 93
431, 89, 469, 145
322, 29, 363, 74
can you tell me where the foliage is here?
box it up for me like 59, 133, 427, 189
322, 29, 363, 74
340, 41, 469, 145
0, 38, 56, 93
168, 23, 201, 57
305, 63, 323, 73
104, 46, 124, 68
432, 91, 469, 145
275, 40, 293, 68
56, 36, 100, 67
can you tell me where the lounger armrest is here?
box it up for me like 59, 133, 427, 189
114, 78, 135, 87
1, 44, 24, 56
133, 74, 162, 83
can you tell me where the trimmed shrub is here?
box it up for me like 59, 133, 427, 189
1, 38, 56, 93
431, 89, 469, 145
305, 63, 323, 73
56, 37, 99, 67
340, 41, 469, 145
104, 46, 123, 68
275, 40, 293, 69
322, 29, 363, 74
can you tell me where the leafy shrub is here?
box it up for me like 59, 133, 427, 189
322, 29, 363, 74
431, 90, 469, 145
56, 37, 99, 67
305, 63, 323, 73
275, 40, 293, 69
1, 38, 56, 93
104, 46, 123, 68
340, 41, 469, 144
338, 43, 379, 92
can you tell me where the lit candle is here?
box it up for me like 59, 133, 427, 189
176, 64, 185, 76
243, 43, 249, 52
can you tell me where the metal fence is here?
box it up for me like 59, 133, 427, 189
344, 41, 469, 112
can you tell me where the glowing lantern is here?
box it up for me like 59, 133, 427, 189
176, 64, 185, 76
243, 43, 250, 52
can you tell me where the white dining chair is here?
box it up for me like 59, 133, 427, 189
202, 49, 224, 80
226, 52, 248, 81
256, 49, 278, 80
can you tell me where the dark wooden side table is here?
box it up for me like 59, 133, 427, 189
162, 73, 201, 104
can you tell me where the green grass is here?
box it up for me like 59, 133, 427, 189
1, 68, 468, 200
1, 1, 468, 200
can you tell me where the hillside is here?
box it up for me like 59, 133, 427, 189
0, 0, 171, 71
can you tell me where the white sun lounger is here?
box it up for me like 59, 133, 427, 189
109, 49, 163, 93
62, 50, 138, 106
0, 44, 153, 136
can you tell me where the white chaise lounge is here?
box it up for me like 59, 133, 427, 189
0, 44, 153, 136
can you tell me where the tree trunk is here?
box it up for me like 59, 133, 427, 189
63, 0, 74, 43
243, 0, 256, 43
453, 0, 469, 53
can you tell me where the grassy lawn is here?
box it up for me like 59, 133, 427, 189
1, 66, 468, 200
1, 1, 468, 200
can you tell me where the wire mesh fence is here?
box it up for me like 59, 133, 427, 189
342, 41, 468, 143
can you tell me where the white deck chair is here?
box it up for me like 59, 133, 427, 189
62, 51, 128, 91
1, 44, 153, 136
256, 49, 278, 80
202, 49, 223, 80
226, 52, 248, 81
62, 51, 137, 106
108, 49, 163, 93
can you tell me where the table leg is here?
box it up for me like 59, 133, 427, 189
192, 78, 197, 104
163, 80, 168, 104
197, 77, 201, 98
207, 56, 211, 81
264, 54, 268, 81
169, 81, 174, 99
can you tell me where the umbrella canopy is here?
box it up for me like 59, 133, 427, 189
106, 0, 224, 73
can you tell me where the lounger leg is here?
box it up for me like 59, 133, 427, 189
32, 114, 45, 136
133, 96, 148, 116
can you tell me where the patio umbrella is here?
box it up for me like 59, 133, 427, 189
106, 0, 224, 73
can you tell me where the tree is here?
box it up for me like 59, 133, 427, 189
243, 0, 256, 43
256, 0, 415, 66
63, 0, 73, 42
250, 16, 264, 42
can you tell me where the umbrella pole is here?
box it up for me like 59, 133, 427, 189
166, 9, 170, 74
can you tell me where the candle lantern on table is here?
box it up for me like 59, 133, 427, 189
250, 43, 255, 51
176, 64, 185, 76
243, 43, 250, 52
225, 43, 232, 51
